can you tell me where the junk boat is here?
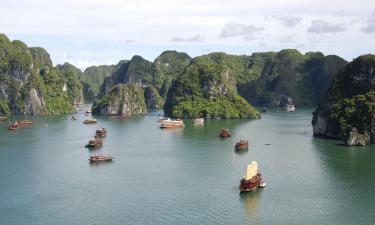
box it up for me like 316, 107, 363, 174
235, 139, 249, 150
239, 161, 265, 192
85, 138, 103, 148
17, 119, 33, 125
8, 121, 19, 131
285, 104, 295, 112
95, 128, 107, 138
192, 118, 204, 124
220, 128, 231, 138
0, 116, 6, 122
83, 118, 97, 124
89, 154, 113, 162
160, 119, 185, 129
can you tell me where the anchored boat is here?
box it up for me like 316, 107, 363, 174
17, 119, 33, 125
0, 116, 6, 122
285, 104, 295, 112
239, 161, 265, 192
192, 117, 204, 125
83, 118, 97, 124
95, 128, 107, 138
85, 138, 103, 148
89, 154, 113, 162
235, 139, 249, 150
8, 121, 19, 131
159, 119, 185, 129
220, 128, 231, 138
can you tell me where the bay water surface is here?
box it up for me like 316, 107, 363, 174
1, 108, 375, 225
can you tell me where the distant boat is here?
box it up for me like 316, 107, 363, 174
86, 110, 92, 114
235, 139, 249, 150
89, 154, 113, 162
160, 119, 185, 129
0, 116, 6, 122
83, 118, 97, 124
85, 138, 103, 148
71, 116, 77, 120
17, 119, 33, 125
95, 128, 107, 138
261, 108, 267, 113
192, 117, 204, 124
219, 128, 231, 138
239, 161, 264, 192
285, 104, 295, 112
8, 121, 19, 131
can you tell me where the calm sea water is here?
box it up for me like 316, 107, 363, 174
1, 108, 375, 225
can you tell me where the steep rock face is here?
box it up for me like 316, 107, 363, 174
92, 84, 147, 116
312, 55, 375, 144
80, 62, 126, 95
164, 58, 261, 119
0, 33, 84, 114
144, 85, 165, 109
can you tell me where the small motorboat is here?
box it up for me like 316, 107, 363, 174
85, 138, 103, 148
219, 128, 231, 138
235, 139, 249, 150
89, 154, 113, 162
259, 182, 267, 188
8, 121, 19, 131
95, 128, 107, 138
192, 117, 204, 125
83, 118, 97, 124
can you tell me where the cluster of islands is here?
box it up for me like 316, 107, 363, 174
0, 33, 375, 148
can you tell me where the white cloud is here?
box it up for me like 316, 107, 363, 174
219, 22, 264, 39
170, 35, 204, 42
273, 15, 302, 27
307, 20, 347, 33
361, 10, 375, 33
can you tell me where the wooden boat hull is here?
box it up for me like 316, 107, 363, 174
239, 173, 262, 192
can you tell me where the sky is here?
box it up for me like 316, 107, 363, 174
0, 0, 374, 70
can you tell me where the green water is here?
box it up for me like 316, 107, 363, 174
1, 108, 375, 225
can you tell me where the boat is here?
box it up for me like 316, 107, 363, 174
239, 161, 264, 192
86, 110, 92, 114
8, 121, 19, 130
235, 139, 249, 150
83, 118, 97, 124
95, 128, 107, 138
0, 116, 6, 122
71, 116, 77, 120
17, 119, 33, 125
261, 107, 267, 113
160, 119, 185, 129
192, 117, 204, 124
89, 154, 113, 162
285, 104, 295, 112
85, 138, 103, 148
219, 128, 231, 138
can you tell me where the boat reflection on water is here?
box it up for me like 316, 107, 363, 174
239, 190, 263, 219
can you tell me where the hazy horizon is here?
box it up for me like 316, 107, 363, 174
1, 0, 374, 69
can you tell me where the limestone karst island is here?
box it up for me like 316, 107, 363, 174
1, 0, 375, 224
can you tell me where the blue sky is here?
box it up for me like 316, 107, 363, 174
1, 0, 374, 69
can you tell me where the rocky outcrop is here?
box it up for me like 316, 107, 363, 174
345, 128, 370, 146
163, 58, 261, 119
0, 33, 84, 114
312, 54, 375, 145
92, 84, 147, 116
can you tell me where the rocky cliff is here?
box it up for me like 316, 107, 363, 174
0, 33, 83, 115
92, 84, 147, 116
312, 55, 375, 145
163, 57, 261, 119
